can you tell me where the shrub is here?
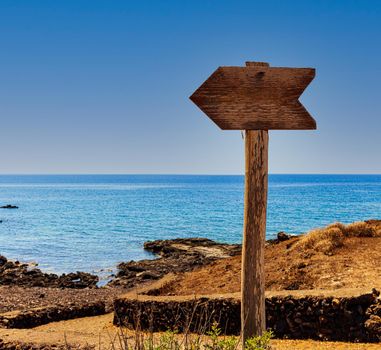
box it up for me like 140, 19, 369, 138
244, 330, 273, 350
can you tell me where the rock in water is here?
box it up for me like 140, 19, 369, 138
0, 204, 18, 209
0, 255, 7, 266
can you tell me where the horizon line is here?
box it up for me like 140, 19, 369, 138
0, 173, 380, 176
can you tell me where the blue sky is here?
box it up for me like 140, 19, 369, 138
0, 0, 380, 174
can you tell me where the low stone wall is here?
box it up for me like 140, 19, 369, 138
0, 301, 105, 329
113, 291, 381, 342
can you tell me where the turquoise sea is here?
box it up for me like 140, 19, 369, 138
0, 175, 380, 281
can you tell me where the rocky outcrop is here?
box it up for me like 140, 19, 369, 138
108, 234, 293, 289
114, 289, 381, 343
0, 256, 98, 289
143, 238, 241, 257
0, 205, 18, 209
108, 238, 241, 288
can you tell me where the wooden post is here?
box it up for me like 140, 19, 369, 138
241, 130, 269, 343
190, 60, 316, 343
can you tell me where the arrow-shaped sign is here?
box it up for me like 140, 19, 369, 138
190, 62, 315, 130
190, 61, 317, 343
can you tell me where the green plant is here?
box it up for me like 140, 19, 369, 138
205, 322, 222, 349
214, 336, 239, 350
244, 330, 273, 350
204, 322, 239, 350
159, 330, 181, 350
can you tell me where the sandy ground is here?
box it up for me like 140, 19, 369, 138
0, 314, 118, 347
0, 314, 380, 349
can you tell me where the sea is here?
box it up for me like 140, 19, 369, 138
0, 174, 380, 282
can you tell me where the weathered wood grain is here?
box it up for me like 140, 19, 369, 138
241, 130, 268, 341
190, 63, 316, 130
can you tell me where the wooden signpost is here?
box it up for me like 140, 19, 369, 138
190, 61, 316, 343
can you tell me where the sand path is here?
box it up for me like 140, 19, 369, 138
0, 313, 380, 349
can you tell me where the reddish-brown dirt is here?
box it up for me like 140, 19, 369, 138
154, 235, 381, 296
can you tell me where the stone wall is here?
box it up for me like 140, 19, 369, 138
0, 301, 105, 329
114, 291, 381, 343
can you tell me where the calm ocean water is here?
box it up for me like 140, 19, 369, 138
0, 175, 380, 280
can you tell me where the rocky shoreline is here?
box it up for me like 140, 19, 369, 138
0, 234, 296, 334
0, 229, 380, 344
1, 231, 293, 290
109, 237, 243, 288
0, 238, 245, 332
0, 235, 262, 330
0, 255, 98, 289
108, 233, 292, 288
0, 237, 248, 290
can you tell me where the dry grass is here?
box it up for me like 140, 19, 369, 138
292, 221, 381, 255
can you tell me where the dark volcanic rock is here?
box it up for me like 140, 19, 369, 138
0, 204, 18, 209
57, 272, 99, 289
277, 231, 291, 242
0, 255, 7, 266
143, 237, 240, 256
365, 297, 381, 341
0, 258, 98, 289
108, 238, 241, 288
267, 231, 293, 245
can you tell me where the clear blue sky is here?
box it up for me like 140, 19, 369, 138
0, 0, 380, 174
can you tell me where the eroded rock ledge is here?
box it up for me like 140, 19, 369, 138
108, 238, 241, 288
108, 234, 291, 289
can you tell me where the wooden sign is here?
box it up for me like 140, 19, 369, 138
190, 61, 316, 343
190, 62, 316, 130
